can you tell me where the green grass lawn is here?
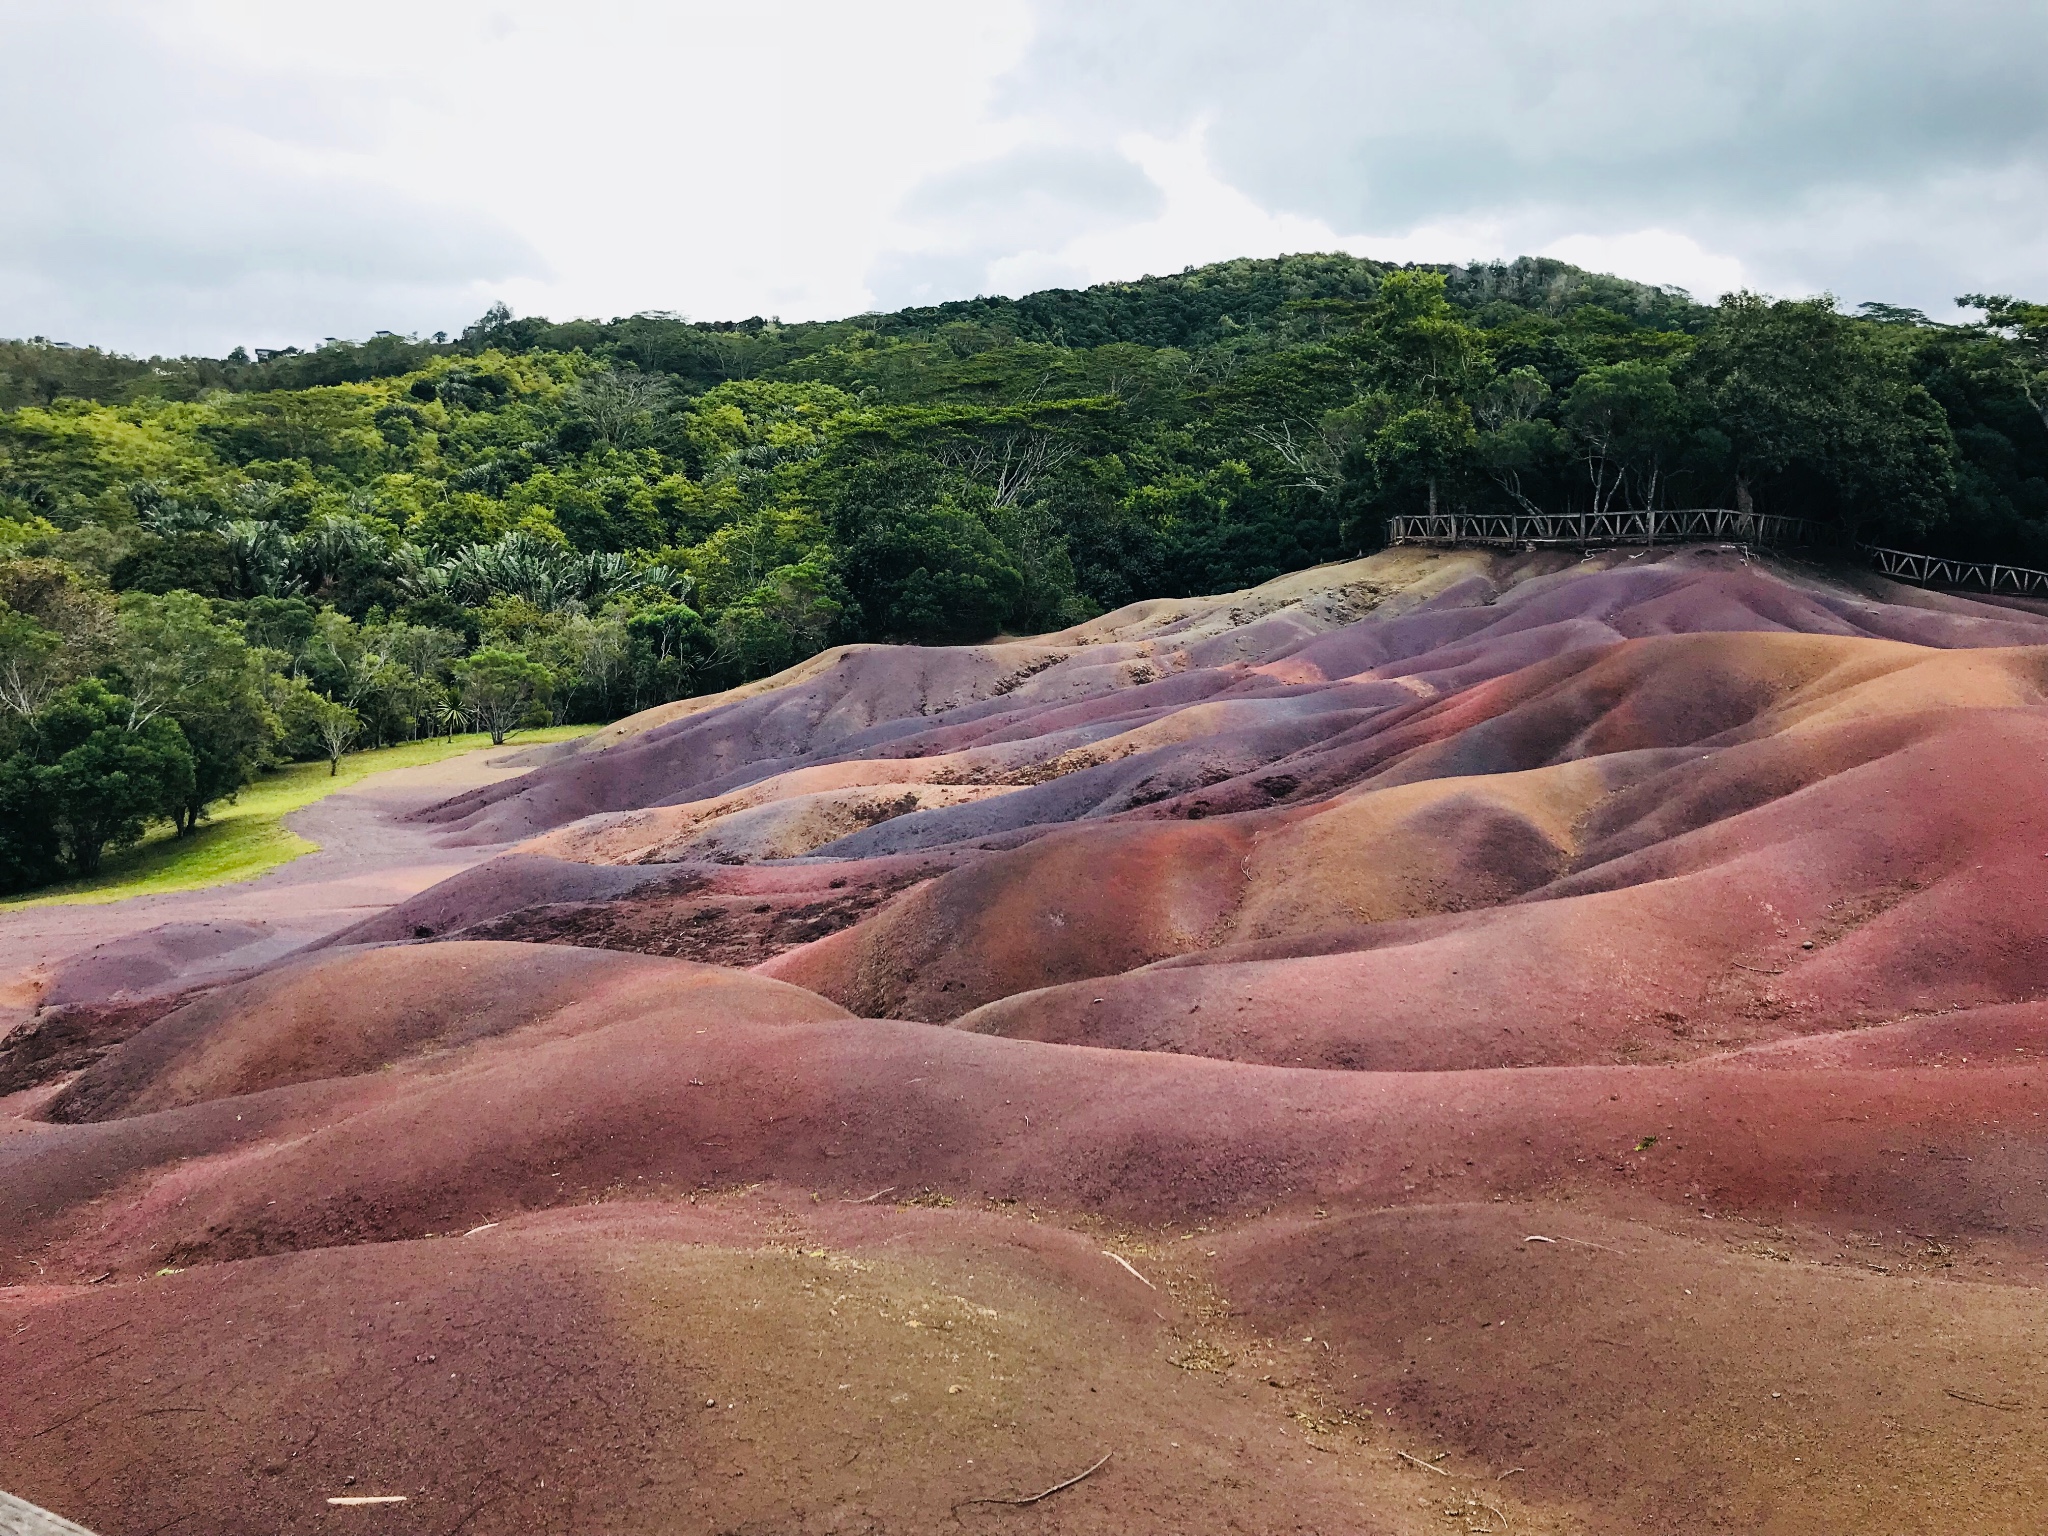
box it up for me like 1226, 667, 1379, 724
3, 725, 595, 909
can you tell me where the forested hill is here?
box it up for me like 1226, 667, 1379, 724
3, 255, 1709, 401
0, 253, 2044, 891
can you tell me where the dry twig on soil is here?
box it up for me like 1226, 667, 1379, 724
956, 1452, 1113, 1511
1522, 1233, 1627, 1256
1944, 1388, 2034, 1412
1100, 1251, 1156, 1289
1396, 1450, 1452, 1476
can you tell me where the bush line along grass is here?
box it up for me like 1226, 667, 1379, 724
2, 725, 594, 908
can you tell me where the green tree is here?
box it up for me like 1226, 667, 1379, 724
1342, 398, 1478, 526
1473, 367, 1565, 514
0, 558, 116, 668
297, 608, 383, 710
1961, 294, 2048, 429
109, 530, 238, 597
308, 696, 361, 774
0, 606, 65, 721
32, 679, 195, 875
712, 556, 847, 679
267, 672, 335, 760
623, 603, 714, 708
1903, 313, 2048, 565
681, 507, 830, 613
984, 500, 1089, 633
196, 388, 385, 474
553, 613, 631, 717
369, 621, 461, 738
1298, 272, 1495, 534
113, 592, 280, 831
570, 367, 672, 449
839, 493, 1022, 642
0, 752, 62, 891
1126, 460, 1264, 595
221, 517, 303, 597
240, 594, 319, 654
455, 647, 549, 744
1683, 294, 1957, 537
1350, 270, 1492, 404
1561, 362, 1689, 513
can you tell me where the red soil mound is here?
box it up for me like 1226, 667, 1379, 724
764, 817, 1260, 1018
15, 1193, 2037, 1536
9, 546, 2048, 1535
950, 704, 2048, 1066
329, 851, 957, 967
45, 941, 848, 1123
3, 1197, 1595, 1536
418, 638, 1076, 845
8, 999, 2042, 1286
1213, 1201, 2048, 1535
5, 1006, 2044, 1532
1718, 1000, 2048, 1068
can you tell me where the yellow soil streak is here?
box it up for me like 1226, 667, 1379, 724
1233, 761, 1610, 940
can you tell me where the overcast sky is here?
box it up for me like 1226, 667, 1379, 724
3, 0, 2043, 356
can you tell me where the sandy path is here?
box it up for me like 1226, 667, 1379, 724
0, 743, 551, 1023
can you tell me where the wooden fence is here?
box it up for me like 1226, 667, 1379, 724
1385, 511, 2048, 599
1860, 544, 2048, 598
1385, 508, 1826, 550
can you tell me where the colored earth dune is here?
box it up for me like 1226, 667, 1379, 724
5, 544, 2047, 1535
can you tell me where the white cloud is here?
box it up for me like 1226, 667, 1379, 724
995, 125, 1347, 286
0, 0, 1037, 352
873, 121, 1525, 305
875, 125, 1745, 308
988, 0, 2048, 315
0, 0, 2041, 352
1538, 231, 1752, 302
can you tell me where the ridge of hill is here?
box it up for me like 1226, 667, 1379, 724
5, 254, 1701, 403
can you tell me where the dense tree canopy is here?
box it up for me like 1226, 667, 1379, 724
2, 253, 2044, 893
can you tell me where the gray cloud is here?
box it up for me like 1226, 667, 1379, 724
0, 3, 539, 353
987, 0, 2048, 308
1008, 0, 2048, 216
873, 144, 1165, 308
4, 1, 2043, 353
